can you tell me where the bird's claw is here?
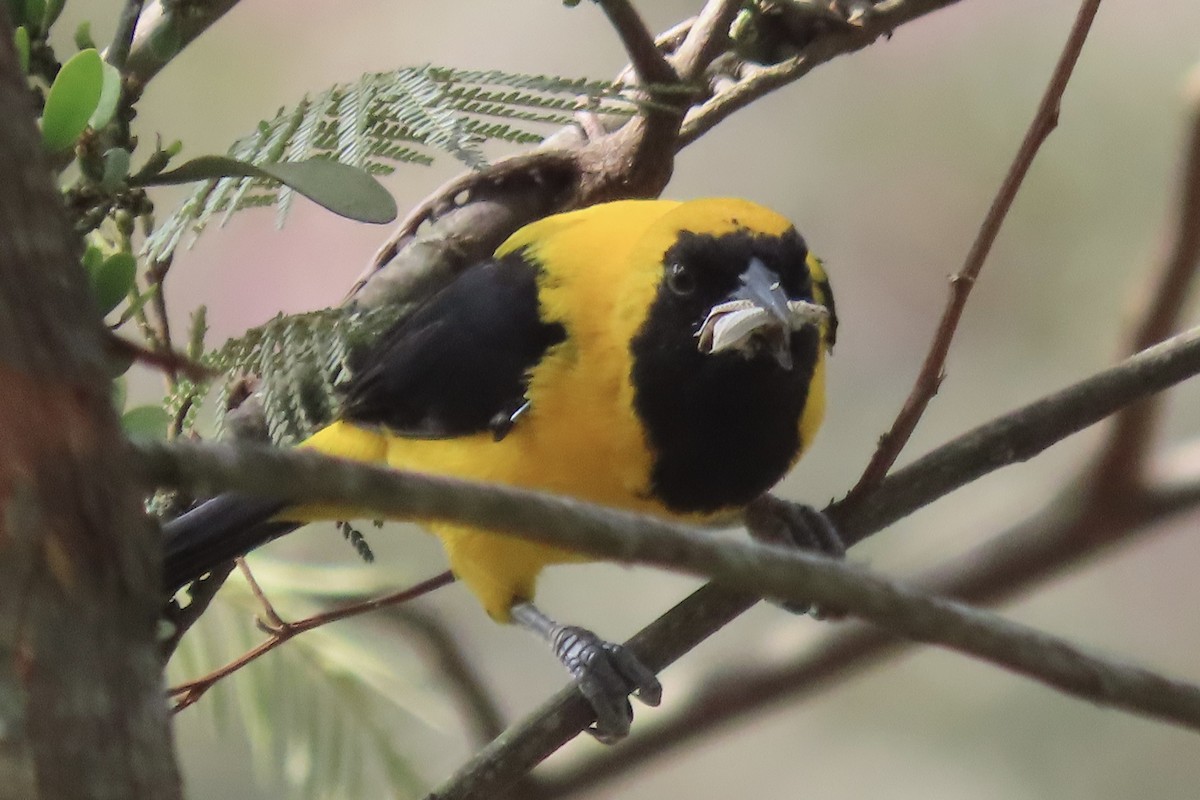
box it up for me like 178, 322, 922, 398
552, 625, 662, 743
746, 495, 846, 618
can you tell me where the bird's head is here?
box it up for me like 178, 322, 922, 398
620, 198, 837, 514
633, 199, 837, 372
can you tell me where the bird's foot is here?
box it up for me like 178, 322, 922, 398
745, 494, 846, 618
552, 625, 662, 743
510, 601, 661, 742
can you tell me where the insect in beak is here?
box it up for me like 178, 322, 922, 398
696, 258, 827, 370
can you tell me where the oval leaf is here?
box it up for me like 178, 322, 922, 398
110, 375, 127, 412
140, 155, 397, 224
14, 27, 29, 74
101, 147, 131, 191
23, 0, 44, 29
92, 251, 137, 315
73, 20, 95, 50
43, 48, 103, 152
122, 405, 170, 438
88, 62, 122, 130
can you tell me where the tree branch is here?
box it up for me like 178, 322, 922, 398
136, 323, 1200, 795
133, 425, 1200, 797
122, 0, 242, 87
535, 57, 1200, 794
351, 0, 972, 313
595, 0, 679, 87
1091, 61, 1200, 489
678, 0, 968, 147
671, 0, 742, 81
535, 446, 1200, 798
843, 0, 1103, 505
105, 0, 145, 70
168, 571, 454, 712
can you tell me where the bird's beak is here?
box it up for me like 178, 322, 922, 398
696, 258, 828, 370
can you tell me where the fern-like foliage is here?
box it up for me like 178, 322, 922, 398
170, 305, 401, 446
144, 66, 637, 263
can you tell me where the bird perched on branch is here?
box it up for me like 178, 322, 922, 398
163, 197, 838, 742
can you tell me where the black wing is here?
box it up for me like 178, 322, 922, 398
163, 249, 565, 593
342, 249, 566, 438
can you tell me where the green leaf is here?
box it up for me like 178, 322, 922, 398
89, 62, 122, 130
139, 155, 398, 224
23, 0, 43, 30
42, 48, 103, 152
92, 252, 137, 315
111, 375, 127, 412
13, 26, 29, 74
105, 345, 134, 377
81, 242, 104, 273
122, 405, 170, 438
73, 20, 94, 51
100, 148, 131, 192
41, 0, 64, 29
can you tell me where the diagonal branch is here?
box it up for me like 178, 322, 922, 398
595, 0, 679, 87
122, 0, 243, 86
842, 0, 1104, 506
677, 0, 968, 146
136, 324, 1200, 796
536, 57, 1200, 795
1091, 63, 1200, 490
671, 0, 743, 81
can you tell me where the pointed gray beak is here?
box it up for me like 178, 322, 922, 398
695, 258, 828, 371
734, 258, 793, 331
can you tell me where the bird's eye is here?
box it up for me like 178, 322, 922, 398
666, 262, 696, 296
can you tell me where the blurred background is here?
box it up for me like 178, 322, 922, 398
61, 1, 1200, 798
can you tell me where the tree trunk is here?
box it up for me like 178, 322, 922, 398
0, 10, 182, 800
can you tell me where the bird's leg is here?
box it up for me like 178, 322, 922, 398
509, 600, 662, 743
745, 494, 846, 617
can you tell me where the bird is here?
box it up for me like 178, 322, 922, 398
163, 197, 838, 742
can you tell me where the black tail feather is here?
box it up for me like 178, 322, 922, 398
162, 494, 294, 593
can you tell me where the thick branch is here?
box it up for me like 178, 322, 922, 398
135, 438, 1200, 729
536, 448, 1200, 798
0, 8, 181, 795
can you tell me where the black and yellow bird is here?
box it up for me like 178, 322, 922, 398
164, 197, 837, 741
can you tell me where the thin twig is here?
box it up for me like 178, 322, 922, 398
843, 0, 1104, 506
678, 0, 967, 147
168, 571, 454, 712
122, 0, 242, 87
595, 0, 679, 87
106, 0, 145, 70
671, 0, 743, 81
236, 558, 286, 631
1091, 63, 1200, 489
105, 332, 215, 382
